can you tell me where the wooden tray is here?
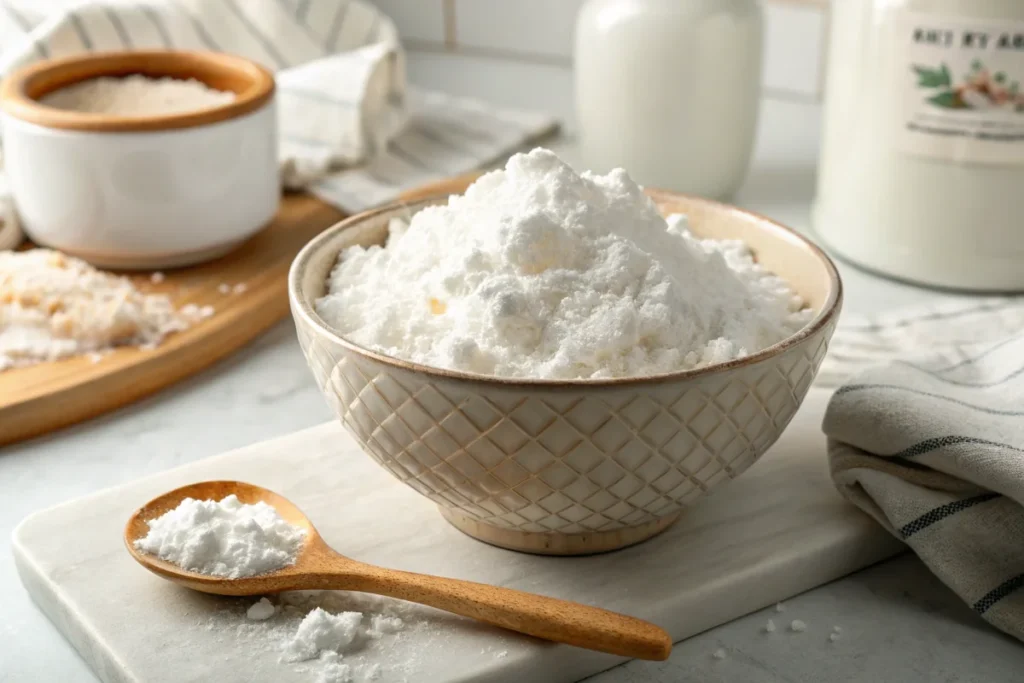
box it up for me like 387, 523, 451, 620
0, 194, 344, 447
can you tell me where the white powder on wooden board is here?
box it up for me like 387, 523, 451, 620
133, 495, 306, 578
41, 75, 235, 116
316, 148, 812, 380
0, 249, 202, 371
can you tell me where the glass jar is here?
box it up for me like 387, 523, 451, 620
814, 0, 1024, 291
574, 0, 763, 199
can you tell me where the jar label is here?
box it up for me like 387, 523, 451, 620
893, 12, 1024, 165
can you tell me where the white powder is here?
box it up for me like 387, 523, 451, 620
367, 614, 404, 637
790, 619, 807, 633
712, 648, 727, 660
829, 632, 840, 642
764, 619, 776, 633
0, 249, 201, 371
246, 598, 276, 621
317, 148, 811, 380
133, 495, 306, 578
775, 602, 786, 612
150, 271, 165, 284
42, 75, 235, 116
225, 591, 415, 681
283, 608, 363, 662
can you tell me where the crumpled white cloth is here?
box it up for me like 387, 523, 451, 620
0, 0, 556, 250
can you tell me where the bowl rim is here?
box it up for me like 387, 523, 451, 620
289, 190, 843, 389
0, 50, 274, 132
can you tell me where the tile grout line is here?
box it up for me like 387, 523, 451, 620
817, 1, 832, 99
443, 0, 456, 50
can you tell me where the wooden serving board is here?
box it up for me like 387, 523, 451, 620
12, 389, 906, 683
0, 193, 345, 447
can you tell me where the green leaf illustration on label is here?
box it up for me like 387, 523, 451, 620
914, 60, 1024, 112
913, 63, 952, 88
927, 91, 967, 109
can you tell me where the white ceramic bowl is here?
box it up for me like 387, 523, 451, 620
290, 188, 842, 555
0, 51, 279, 269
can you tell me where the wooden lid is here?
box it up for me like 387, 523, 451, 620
0, 50, 275, 132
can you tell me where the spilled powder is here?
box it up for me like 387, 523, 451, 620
198, 589, 491, 683
0, 249, 203, 371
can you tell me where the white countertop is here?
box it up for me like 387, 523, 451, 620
3, 52, 1022, 682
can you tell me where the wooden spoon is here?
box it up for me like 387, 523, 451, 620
124, 480, 673, 661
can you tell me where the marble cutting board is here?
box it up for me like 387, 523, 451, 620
12, 388, 905, 683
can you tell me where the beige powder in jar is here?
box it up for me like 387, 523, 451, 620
41, 74, 235, 116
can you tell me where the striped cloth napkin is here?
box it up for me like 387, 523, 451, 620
0, 0, 557, 251
816, 297, 1024, 388
823, 305, 1024, 642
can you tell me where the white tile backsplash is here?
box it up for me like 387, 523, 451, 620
763, 2, 826, 97
452, 0, 584, 60
369, 0, 447, 44
383, 0, 829, 99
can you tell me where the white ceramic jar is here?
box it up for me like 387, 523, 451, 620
815, 0, 1024, 291
0, 51, 279, 269
575, 0, 763, 199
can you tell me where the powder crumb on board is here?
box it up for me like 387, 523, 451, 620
832, 626, 842, 633
218, 283, 231, 295
775, 602, 786, 613
496, 650, 508, 659
87, 352, 103, 363
764, 619, 776, 633
316, 148, 812, 380
247, 598, 276, 621
316, 651, 352, 683
211, 590, 421, 682
133, 495, 306, 578
283, 608, 363, 662
790, 620, 807, 633
0, 249, 204, 371
712, 648, 727, 660
233, 283, 248, 294
41, 74, 235, 116
150, 271, 165, 284
829, 632, 840, 642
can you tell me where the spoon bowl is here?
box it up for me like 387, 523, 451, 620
125, 480, 674, 661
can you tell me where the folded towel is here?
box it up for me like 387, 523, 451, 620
824, 330, 1024, 642
0, 0, 556, 251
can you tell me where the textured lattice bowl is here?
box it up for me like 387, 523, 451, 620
289, 188, 842, 555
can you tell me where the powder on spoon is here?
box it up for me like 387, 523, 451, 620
134, 495, 306, 578
42, 74, 235, 116
316, 148, 812, 380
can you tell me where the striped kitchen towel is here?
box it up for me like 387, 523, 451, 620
0, 0, 557, 251
816, 297, 1024, 388
824, 330, 1024, 642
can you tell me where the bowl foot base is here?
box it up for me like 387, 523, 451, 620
438, 507, 682, 556
31, 237, 249, 270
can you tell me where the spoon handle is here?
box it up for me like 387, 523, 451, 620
342, 564, 672, 661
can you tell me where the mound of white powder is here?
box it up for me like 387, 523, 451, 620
134, 495, 306, 578
316, 148, 812, 380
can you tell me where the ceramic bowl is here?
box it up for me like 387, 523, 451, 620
289, 188, 842, 555
0, 50, 278, 269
